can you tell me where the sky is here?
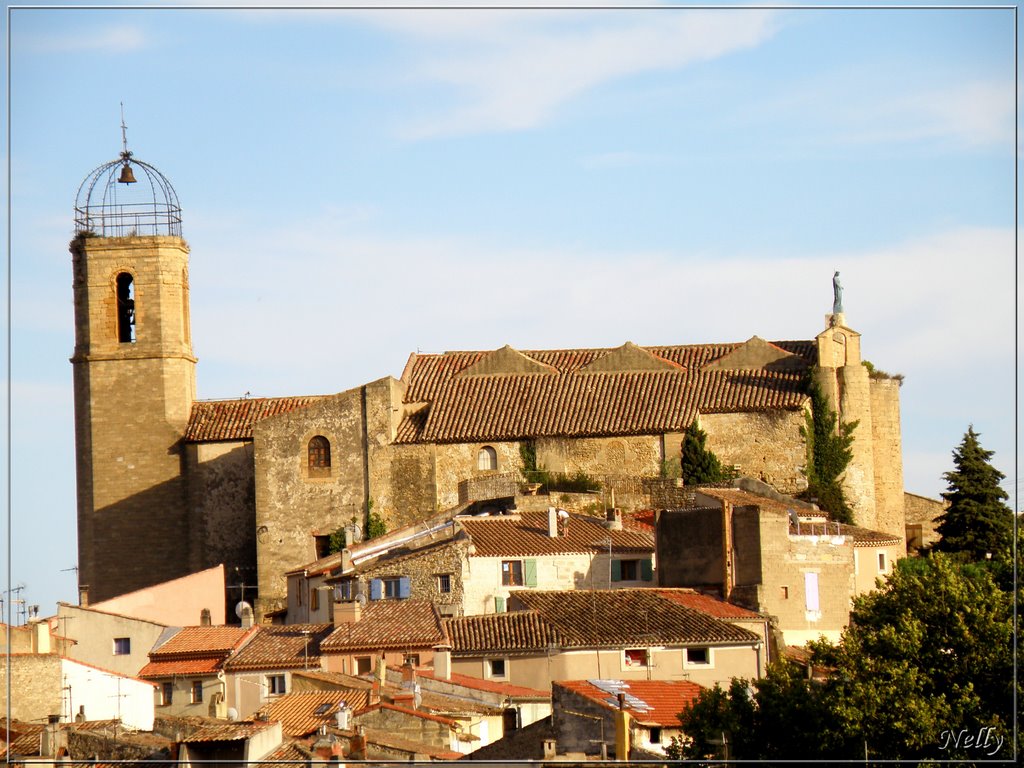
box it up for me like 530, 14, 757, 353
2, 1, 1017, 619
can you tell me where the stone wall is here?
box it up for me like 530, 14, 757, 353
186, 440, 257, 582
0, 654, 62, 722
353, 538, 468, 615
254, 389, 369, 616
870, 379, 906, 541
535, 435, 661, 477
701, 410, 808, 494
904, 492, 947, 551
353, 706, 452, 750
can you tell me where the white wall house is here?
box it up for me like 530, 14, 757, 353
60, 658, 156, 731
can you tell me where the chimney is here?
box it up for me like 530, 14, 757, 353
547, 506, 558, 538
542, 738, 557, 759
78, 585, 89, 607
333, 599, 361, 627
40, 714, 63, 757
335, 703, 351, 730
32, 619, 52, 654
239, 603, 254, 629
401, 659, 416, 689
605, 507, 622, 531
347, 726, 367, 760
434, 647, 451, 680
614, 693, 632, 759
200, 608, 212, 626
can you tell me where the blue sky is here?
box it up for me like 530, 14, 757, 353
3, 2, 1017, 617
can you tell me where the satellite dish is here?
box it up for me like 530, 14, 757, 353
226, 707, 238, 721
356, 593, 367, 606
235, 601, 253, 619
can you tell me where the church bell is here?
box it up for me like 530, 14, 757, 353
118, 162, 137, 184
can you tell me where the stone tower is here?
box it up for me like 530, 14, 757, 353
815, 300, 905, 543
71, 145, 197, 603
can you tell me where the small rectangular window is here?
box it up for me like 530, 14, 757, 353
877, 552, 887, 573
267, 674, 286, 695
501, 560, 523, 586
780, 585, 789, 600
384, 577, 402, 599
686, 647, 710, 666
648, 727, 663, 744
161, 682, 173, 706
191, 680, 203, 704
624, 648, 648, 667
311, 587, 320, 612
335, 580, 354, 601
404, 653, 420, 667
356, 656, 373, 675
113, 637, 131, 655
488, 658, 506, 679
437, 573, 452, 593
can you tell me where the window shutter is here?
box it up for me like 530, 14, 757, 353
398, 576, 411, 599
611, 559, 622, 582
370, 578, 383, 601
804, 572, 819, 612
494, 596, 506, 613
524, 559, 538, 587
641, 558, 653, 582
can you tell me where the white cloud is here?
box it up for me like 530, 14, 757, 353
387, 9, 780, 138
21, 24, 147, 54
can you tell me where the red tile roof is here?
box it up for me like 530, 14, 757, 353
223, 624, 333, 671
320, 601, 447, 652
181, 720, 278, 742
556, 679, 704, 727
256, 691, 368, 737
185, 396, 325, 442
443, 611, 558, 655
655, 589, 763, 619
139, 656, 224, 678
151, 626, 255, 656
445, 590, 759, 654
460, 510, 653, 557
396, 342, 814, 444
415, 669, 549, 699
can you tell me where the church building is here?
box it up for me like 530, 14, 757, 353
69, 148, 905, 619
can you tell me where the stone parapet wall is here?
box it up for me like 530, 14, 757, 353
701, 410, 808, 494
0, 653, 62, 722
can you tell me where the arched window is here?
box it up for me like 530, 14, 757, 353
308, 436, 331, 477
116, 272, 135, 343
477, 446, 498, 471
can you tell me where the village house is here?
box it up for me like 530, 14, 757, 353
438, 588, 763, 692
281, 504, 654, 624
221, 623, 334, 718
53, 602, 168, 679
139, 625, 257, 718
552, 678, 704, 758
657, 484, 905, 645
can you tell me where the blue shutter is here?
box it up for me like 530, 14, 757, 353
398, 576, 411, 599
494, 596, 506, 613
370, 578, 383, 601
524, 559, 537, 588
641, 558, 653, 582
611, 559, 622, 582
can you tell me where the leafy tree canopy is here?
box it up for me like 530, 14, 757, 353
934, 426, 1014, 562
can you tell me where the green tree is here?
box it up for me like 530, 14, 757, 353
680, 420, 731, 485
817, 553, 1015, 760
933, 426, 1014, 562
801, 377, 857, 523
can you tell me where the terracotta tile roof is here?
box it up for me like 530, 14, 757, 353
655, 589, 764, 619
291, 669, 374, 690
139, 656, 224, 678
443, 610, 558, 655
255, 740, 311, 764
223, 624, 333, 671
459, 510, 653, 557
415, 669, 550, 699
0, 721, 44, 758
150, 626, 255, 656
320, 601, 447, 652
447, 589, 759, 652
356, 702, 460, 727
256, 691, 367, 737
181, 720, 278, 742
396, 341, 814, 444
555, 679, 704, 727
184, 396, 324, 442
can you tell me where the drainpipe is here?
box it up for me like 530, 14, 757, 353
721, 500, 734, 601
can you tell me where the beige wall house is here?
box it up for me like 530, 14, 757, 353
440, 589, 762, 692
139, 625, 257, 719
85, 564, 227, 627
657, 485, 905, 645
54, 603, 168, 679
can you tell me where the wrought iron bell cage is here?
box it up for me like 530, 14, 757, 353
74, 151, 182, 237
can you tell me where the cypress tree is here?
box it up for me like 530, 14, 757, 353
801, 378, 857, 524
934, 426, 1013, 561
681, 420, 730, 485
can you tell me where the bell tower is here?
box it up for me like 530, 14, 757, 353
71, 133, 197, 603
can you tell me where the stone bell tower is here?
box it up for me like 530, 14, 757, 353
71, 136, 197, 603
